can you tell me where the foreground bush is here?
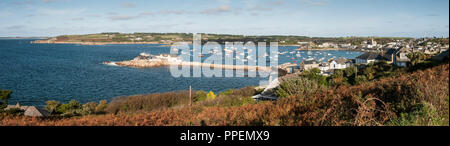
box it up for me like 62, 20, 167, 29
105, 91, 192, 114
274, 76, 324, 98
198, 87, 257, 107
45, 100, 107, 117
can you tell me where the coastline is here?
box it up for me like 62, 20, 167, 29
31, 40, 160, 45
109, 60, 272, 71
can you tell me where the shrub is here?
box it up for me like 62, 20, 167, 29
302, 68, 327, 86
388, 102, 447, 126
95, 100, 108, 114
198, 87, 257, 107
4, 108, 24, 116
81, 102, 97, 115
56, 100, 82, 116
0, 90, 12, 110
106, 91, 191, 114
45, 100, 61, 114
354, 75, 368, 85
194, 91, 207, 102
206, 91, 216, 101
274, 76, 323, 98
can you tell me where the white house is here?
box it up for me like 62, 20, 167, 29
329, 57, 347, 70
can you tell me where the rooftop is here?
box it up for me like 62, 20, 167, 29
356, 52, 384, 60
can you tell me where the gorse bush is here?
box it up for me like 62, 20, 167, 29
301, 68, 328, 86
206, 91, 216, 101
194, 91, 207, 102
388, 102, 446, 126
198, 87, 257, 107
106, 91, 193, 114
45, 100, 108, 117
274, 76, 323, 98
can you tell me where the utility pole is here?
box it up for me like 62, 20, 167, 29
189, 86, 192, 107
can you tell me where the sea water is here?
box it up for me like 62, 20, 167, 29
0, 39, 362, 106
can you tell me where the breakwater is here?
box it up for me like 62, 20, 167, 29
108, 59, 272, 71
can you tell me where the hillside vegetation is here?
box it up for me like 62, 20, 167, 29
1, 62, 448, 126
38, 32, 415, 45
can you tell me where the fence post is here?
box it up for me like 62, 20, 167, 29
189, 86, 192, 107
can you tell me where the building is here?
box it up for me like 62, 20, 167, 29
355, 52, 384, 64
279, 63, 299, 74
393, 47, 411, 67
384, 48, 397, 63
329, 57, 347, 70
6, 102, 50, 117
300, 60, 319, 71
318, 62, 330, 73
432, 50, 449, 61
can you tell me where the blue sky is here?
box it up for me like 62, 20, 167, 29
0, 0, 448, 37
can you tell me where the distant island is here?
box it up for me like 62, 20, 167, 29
30, 32, 417, 47
1, 37, 50, 40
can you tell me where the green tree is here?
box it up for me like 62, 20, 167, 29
302, 68, 328, 86
194, 91, 207, 102
82, 102, 98, 115
56, 100, 81, 115
354, 75, 368, 85
363, 66, 375, 80
344, 66, 357, 77
45, 100, 61, 114
328, 69, 349, 86
407, 52, 427, 66
0, 90, 12, 110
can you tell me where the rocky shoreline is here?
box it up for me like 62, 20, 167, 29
105, 58, 272, 71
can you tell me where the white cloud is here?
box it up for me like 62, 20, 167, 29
301, 0, 329, 6
121, 2, 136, 8
37, 8, 87, 16
42, 0, 70, 3
108, 15, 138, 21
6, 25, 25, 29
200, 5, 231, 15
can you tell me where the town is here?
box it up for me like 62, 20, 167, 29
280, 37, 449, 76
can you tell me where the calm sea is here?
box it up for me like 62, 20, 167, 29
0, 39, 362, 106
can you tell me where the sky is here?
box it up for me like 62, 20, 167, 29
0, 0, 448, 37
